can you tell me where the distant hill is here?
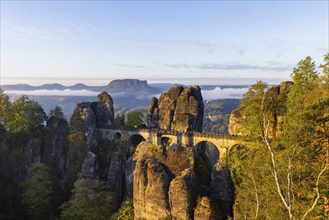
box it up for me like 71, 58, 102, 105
101, 79, 160, 94
1, 79, 159, 93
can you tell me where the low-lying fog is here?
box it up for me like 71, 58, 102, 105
5, 87, 248, 100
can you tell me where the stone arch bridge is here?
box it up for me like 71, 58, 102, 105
97, 128, 246, 161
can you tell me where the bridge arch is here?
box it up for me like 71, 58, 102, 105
114, 132, 121, 140
128, 134, 146, 148
127, 134, 146, 158
195, 141, 220, 166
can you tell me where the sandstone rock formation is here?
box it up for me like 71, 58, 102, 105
134, 158, 173, 219
168, 169, 197, 220
146, 96, 159, 128
210, 164, 234, 218
228, 107, 244, 135
45, 116, 68, 177
147, 86, 204, 132
93, 91, 114, 128
194, 197, 212, 220
133, 141, 229, 219
75, 92, 114, 151
77, 152, 99, 180
229, 81, 293, 138
107, 152, 125, 209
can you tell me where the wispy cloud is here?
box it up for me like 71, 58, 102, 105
164, 62, 293, 71
1, 20, 77, 41
196, 40, 217, 54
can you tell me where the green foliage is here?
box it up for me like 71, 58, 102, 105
21, 163, 54, 220
61, 179, 114, 220
95, 140, 118, 181
49, 105, 66, 120
240, 81, 269, 138
65, 107, 87, 193
0, 89, 10, 128
126, 110, 145, 128
230, 54, 329, 219
110, 197, 134, 220
194, 151, 212, 186
114, 113, 125, 128
6, 95, 47, 134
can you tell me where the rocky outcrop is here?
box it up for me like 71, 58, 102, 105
133, 142, 228, 219
133, 158, 173, 219
147, 86, 204, 132
93, 91, 114, 128
44, 116, 68, 177
25, 138, 42, 164
194, 197, 212, 220
80, 106, 97, 152
107, 152, 125, 210
168, 169, 197, 220
75, 92, 115, 151
210, 164, 234, 219
77, 152, 99, 180
124, 155, 135, 195
228, 81, 293, 138
146, 97, 159, 128
228, 107, 244, 135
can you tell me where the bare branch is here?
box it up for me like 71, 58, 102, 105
249, 172, 259, 220
263, 119, 294, 219
302, 164, 329, 220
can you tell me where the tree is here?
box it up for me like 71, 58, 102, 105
239, 81, 269, 138
61, 179, 114, 220
110, 197, 134, 220
49, 105, 66, 120
126, 110, 145, 128
21, 163, 54, 220
6, 96, 47, 133
0, 89, 10, 129
113, 113, 125, 128
230, 55, 329, 219
66, 107, 87, 191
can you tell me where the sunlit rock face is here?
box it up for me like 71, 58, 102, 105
133, 158, 173, 220
133, 141, 228, 220
228, 81, 293, 138
147, 85, 204, 132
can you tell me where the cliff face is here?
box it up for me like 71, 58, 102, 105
45, 116, 69, 178
75, 91, 114, 152
133, 141, 232, 219
147, 86, 204, 132
134, 158, 173, 219
228, 81, 293, 138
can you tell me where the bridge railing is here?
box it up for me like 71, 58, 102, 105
138, 128, 241, 140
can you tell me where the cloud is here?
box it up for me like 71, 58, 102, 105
164, 62, 292, 71
1, 20, 76, 41
201, 87, 248, 100
5, 89, 100, 96
196, 40, 217, 54
4, 87, 248, 101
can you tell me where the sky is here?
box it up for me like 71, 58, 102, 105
1, 1, 328, 86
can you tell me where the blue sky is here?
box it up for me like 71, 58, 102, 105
1, 1, 328, 85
